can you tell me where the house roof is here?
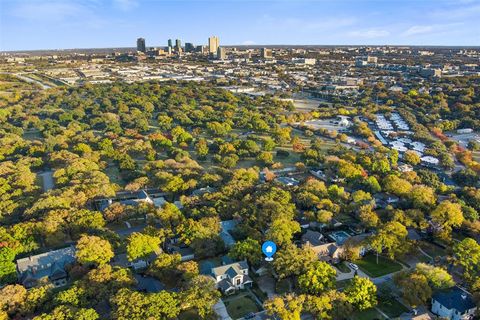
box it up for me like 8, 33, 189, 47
212, 261, 249, 278
432, 286, 476, 313
134, 274, 165, 293
302, 230, 324, 246
17, 246, 76, 274
407, 228, 422, 241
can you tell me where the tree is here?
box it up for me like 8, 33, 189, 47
303, 294, 333, 319
176, 261, 199, 282
229, 238, 262, 265
0, 284, 26, 315
298, 261, 336, 295
369, 221, 408, 261
383, 175, 412, 197
110, 288, 180, 320
453, 238, 480, 283
76, 235, 114, 266
264, 294, 305, 320
409, 185, 436, 210
344, 276, 377, 311
266, 218, 300, 247
415, 263, 454, 289
273, 244, 317, 279
34, 305, 99, 320
431, 201, 464, 240
153, 202, 184, 234
147, 253, 181, 280
358, 205, 379, 228
403, 150, 421, 165
0, 247, 16, 284
126, 232, 162, 261
257, 151, 274, 166
181, 275, 221, 318
394, 272, 432, 307
195, 139, 209, 159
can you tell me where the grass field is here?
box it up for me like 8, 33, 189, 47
104, 165, 126, 187
336, 279, 351, 290
335, 261, 351, 273
419, 241, 447, 258
350, 308, 386, 320
355, 254, 403, 278
396, 249, 431, 267
378, 298, 409, 318
224, 294, 260, 319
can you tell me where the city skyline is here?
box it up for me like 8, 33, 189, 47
1, 0, 480, 51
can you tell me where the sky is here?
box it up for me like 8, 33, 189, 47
1, 0, 480, 51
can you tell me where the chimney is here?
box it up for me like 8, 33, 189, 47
461, 294, 467, 300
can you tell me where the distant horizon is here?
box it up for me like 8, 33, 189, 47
1, 0, 479, 51
3, 44, 480, 54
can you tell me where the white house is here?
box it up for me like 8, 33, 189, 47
431, 286, 477, 320
211, 260, 253, 295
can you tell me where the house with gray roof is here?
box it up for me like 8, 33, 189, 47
16, 246, 76, 288
431, 286, 477, 320
219, 219, 238, 248
211, 260, 253, 295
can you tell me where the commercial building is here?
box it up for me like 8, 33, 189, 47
175, 39, 182, 52
167, 39, 173, 48
185, 42, 195, 53
136, 38, 146, 53
208, 36, 219, 54
217, 47, 226, 60
261, 48, 272, 59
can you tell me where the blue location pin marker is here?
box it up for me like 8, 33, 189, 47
262, 241, 277, 262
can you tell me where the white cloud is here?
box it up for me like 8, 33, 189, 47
403, 25, 434, 36
348, 29, 390, 39
402, 23, 464, 37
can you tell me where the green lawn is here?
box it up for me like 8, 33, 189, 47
355, 254, 403, 278
335, 261, 351, 273
419, 241, 447, 258
104, 165, 126, 187
350, 308, 386, 320
224, 295, 260, 319
396, 249, 431, 267
251, 286, 268, 303
336, 279, 351, 290
378, 298, 409, 318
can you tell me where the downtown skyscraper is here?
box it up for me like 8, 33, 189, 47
208, 36, 219, 54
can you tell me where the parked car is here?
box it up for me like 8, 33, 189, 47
348, 263, 359, 270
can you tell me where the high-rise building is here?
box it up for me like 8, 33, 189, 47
217, 47, 226, 60
261, 48, 272, 59
185, 42, 195, 53
168, 39, 173, 48
137, 38, 146, 53
175, 39, 182, 52
208, 36, 219, 54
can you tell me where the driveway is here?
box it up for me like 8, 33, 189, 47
213, 300, 232, 320
256, 275, 275, 298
